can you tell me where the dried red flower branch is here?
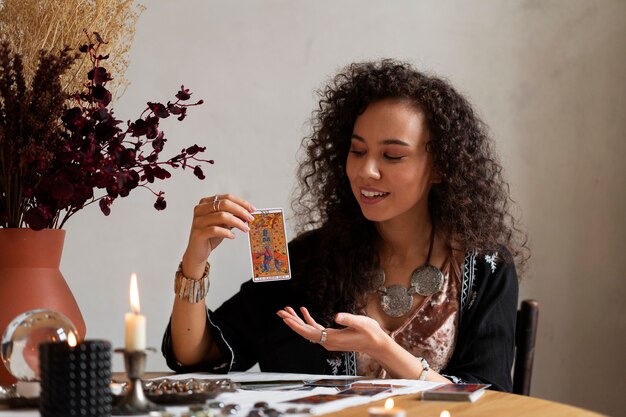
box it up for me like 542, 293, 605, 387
0, 32, 212, 230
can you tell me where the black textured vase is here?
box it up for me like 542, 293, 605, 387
39, 340, 112, 417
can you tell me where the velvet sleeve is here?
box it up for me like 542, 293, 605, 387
441, 254, 519, 391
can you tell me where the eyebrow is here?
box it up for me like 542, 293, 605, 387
351, 134, 411, 147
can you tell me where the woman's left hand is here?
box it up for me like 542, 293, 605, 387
276, 306, 389, 358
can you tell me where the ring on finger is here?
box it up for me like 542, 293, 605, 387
212, 196, 220, 212
318, 329, 328, 344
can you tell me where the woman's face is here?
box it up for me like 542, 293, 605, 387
346, 99, 437, 224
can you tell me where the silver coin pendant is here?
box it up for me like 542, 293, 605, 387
379, 285, 413, 318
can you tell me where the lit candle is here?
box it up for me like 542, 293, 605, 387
124, 273, 146, 351
368, 399, 406, 417
39, 333, 112, 416
67, 331, 77, 347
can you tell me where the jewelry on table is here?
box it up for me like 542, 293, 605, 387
375, 226, 444, 318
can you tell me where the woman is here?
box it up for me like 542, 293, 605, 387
162, 60, 528, 391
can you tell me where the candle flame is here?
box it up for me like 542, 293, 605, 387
67, 332, 77, 347
130, 273, 140, 314
440, 411, 451, 417
384, 398, 394, 410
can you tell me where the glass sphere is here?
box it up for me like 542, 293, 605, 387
1, 309, 77, 381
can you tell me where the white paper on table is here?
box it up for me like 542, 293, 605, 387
147, 373, 443, 416
147, 371, 362, 383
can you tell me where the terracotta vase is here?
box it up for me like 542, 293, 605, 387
0, 228, 86, 385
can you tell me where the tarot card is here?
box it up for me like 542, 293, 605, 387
284, 394, 347, 404
421, 383, 491, 402
338, 383, 392, 396
304, 378, 360, 388
247, 208, 291, 282
425, 383, 490, 393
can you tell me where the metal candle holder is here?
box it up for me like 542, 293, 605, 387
111, 348, 164, 415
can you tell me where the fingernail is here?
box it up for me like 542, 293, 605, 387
247, 214, 255, 222
335, 313, 343, 321
250, 204, 257, 212
244, 224, 250, 232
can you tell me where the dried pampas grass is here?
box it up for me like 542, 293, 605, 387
0, 0, 144, 98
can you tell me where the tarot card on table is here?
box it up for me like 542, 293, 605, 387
304, 379, 360, 388
337, 383, 392, 396
284, 394, 347, 404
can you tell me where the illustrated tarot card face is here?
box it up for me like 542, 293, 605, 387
247, 208, 291, 282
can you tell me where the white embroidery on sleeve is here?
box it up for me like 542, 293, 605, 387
327, 358, 342, 375
485, 252, 498, 273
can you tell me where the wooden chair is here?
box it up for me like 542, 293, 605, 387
513, 299, 539, 396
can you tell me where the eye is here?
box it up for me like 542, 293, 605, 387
349, 148, 365, 156
384, 154, 405, 161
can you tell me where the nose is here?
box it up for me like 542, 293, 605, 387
359, 155, 381, 180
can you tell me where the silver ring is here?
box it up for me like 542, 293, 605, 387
319, 329, 327, 344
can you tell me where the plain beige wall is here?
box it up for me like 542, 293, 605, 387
60, 1, 625, 415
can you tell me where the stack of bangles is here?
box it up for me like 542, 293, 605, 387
174, 261, 210, 303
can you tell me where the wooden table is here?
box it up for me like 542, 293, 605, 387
0, 383, 606, 417
327, 391, 607, 417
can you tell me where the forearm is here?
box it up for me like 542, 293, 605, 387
373, 334, 450, 383
170, 260, 220, 366
169, 194, 254, 367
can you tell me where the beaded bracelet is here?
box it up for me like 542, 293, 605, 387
418, 357, 430, 381
174, 261, 210, 303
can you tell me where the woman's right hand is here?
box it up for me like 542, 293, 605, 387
182, 194, 256, 277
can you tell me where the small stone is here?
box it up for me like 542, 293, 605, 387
266, 408, 283, 417
190, 404, 206, 411
222, 404, 241, 415
247, 409, 265, 417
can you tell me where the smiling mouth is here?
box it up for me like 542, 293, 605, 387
360, 190, 389, 198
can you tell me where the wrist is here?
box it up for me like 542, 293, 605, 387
174, 261, 210, 303
417, 357, 430, 380
368, 331, 395, 361
181, 253, 209, 279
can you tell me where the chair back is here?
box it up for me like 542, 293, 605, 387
513, 299, 539, 396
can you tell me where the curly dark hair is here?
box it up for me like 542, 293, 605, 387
293, 59, 529, 325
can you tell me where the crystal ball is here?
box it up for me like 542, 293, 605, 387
1, 309, 77, 381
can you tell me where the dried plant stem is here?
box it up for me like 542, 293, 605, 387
0, 0, 143, 98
